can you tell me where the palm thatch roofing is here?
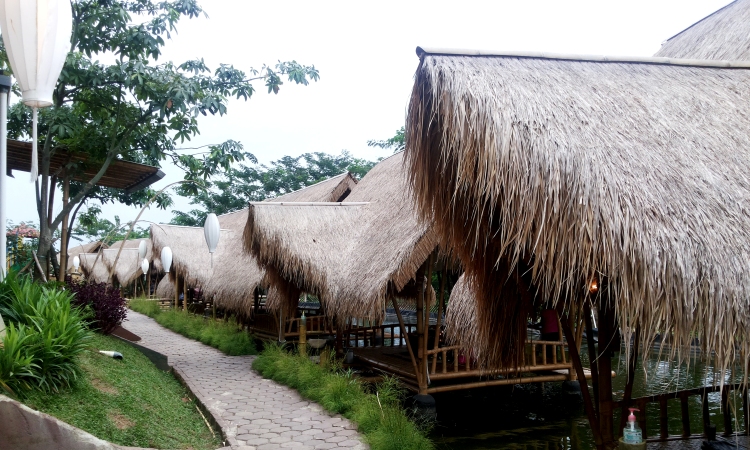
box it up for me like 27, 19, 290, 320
405, 47, 750, 372
150, 172, 358, 313
154, 276, 174, 298
244, 152, 439, 322
64, 241, 106, 272
79, 252, 109, 284
108, 238, 162, 271
655, 0, 749, 60
102, 248, 142, 286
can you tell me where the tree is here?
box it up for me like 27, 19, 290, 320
71, 205, 149, 244
1, 0, 319, 278
171, 151, 380, 226
367, 126, 405, 153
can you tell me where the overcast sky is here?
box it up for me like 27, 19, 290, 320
4, 0, 733, 240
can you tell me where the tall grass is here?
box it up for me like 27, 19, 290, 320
129, 298, 256, 356
253, 345, 433, 450
0, 273, 92, 396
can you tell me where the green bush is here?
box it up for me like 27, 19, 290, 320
252, 345, 433, 450
129, 299, 256, 356
0, 273, 92, 396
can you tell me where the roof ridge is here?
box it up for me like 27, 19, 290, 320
416, 46, 750, 69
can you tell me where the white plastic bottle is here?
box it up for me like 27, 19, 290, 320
623, 408, 643, 444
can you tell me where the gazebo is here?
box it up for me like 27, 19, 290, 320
405, 46, 750, 448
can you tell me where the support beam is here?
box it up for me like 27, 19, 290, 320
431, 267, 447, 373
183, 275, 188, 312
393, 296, 419, 381
597, 298, 616, 446
560, 310, 603, 448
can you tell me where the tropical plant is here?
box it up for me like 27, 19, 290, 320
66, 278, 127, 335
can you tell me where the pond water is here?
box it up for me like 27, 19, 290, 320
429, 343, 745, 450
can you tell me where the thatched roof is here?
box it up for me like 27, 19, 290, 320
244, 153, 438, 322
405, 47, 750, 372
108, 238, 162, 271
79, 252, 109, 284
154, 276, 174, 298
102, 248, 142, 286
655, 0, 749, 60
150, 172, 357, 314
64, 241, 106, 272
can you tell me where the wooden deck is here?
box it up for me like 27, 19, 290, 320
351, 345, 584, 394
648, 435, 750, 449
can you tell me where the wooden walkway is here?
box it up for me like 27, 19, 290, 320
649, 435, 750, 449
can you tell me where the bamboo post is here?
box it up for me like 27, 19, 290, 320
618, 326, 641, 435
597, 299, 616, 446
174, 274, 179, 309
584, 301, 601, 415
146, 268, 151, 298
431, 267, 447, 373
393, 296, 420, 382
560, 312, 604, 448
299, 312, 307, 356
183, 276, 188, 312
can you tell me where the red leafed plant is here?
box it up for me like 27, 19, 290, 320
65, 277, 127, 335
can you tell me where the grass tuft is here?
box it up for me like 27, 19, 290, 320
129, 298, 256, 356
253, 344, 433, 450
22, 333, 220, 450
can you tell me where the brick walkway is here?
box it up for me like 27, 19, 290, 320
124, 311, 367, 450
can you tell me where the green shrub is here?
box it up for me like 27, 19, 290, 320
252, 345, 433, 450
128, 300, 256, 356
0, 273, 91, 396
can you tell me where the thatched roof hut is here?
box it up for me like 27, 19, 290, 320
150, 172, 358, 313
655, 0, 749, 60
64, 241, 106, 272
405, 47, 750, 372
244, 152, 438, 322
78, 252, 109, 284
108, 238, 162, 271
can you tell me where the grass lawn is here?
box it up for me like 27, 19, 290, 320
253, 345, 433, 450
22, 333, 221, 450
129, 298, 256, 356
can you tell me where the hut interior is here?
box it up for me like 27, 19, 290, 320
405, 46, 750, 448
244, 152, 588, 397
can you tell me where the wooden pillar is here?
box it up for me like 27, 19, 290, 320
415, 255, 433, 395
278, 304, 286, 343
597, 298, 616, 446
393, 296, 419, 380
560, 314, 603, 448
252, 288, 260, 320
174, 274, 179, 309
431, 267, 447, 373
146, 268, 151, 298
58, 175, 70, 282
183, 276, 188, 312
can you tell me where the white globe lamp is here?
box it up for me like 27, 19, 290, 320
203, 213, 220, 267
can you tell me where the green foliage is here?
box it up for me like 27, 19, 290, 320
129, 299, 256, 356
171, 151, 380, 226
22, 333, 219, 449
368, 126, 406, 153
1, 0, 319, 265
252, 345, 433, 450
0, 273, 92, 396
71, 206, 150, 244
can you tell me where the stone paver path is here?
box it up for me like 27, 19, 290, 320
124, 311, 367, 450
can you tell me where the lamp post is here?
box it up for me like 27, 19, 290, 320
203, 213, 220, 267
0, 72, 10, 281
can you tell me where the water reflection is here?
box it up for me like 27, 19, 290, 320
430, 343, 745, 449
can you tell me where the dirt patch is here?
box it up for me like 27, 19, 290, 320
91, 378, 118, 395
108, 412, 135, 430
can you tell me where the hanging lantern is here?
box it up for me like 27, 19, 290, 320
0, 0, 73, 180
161, 247, 172, 273
138, 240, 147, 260
141, 258, 149, 279
203, 213, 220, 267
72, 255, 79, 273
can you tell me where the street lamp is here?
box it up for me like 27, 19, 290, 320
0, 0, 73, 180
203, 213, 220, 267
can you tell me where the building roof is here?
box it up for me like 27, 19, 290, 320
405, 47, 750, 370
655, 1, 749, 60
6, 139, 165, 192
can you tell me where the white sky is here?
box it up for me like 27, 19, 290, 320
4, 0, 733, 238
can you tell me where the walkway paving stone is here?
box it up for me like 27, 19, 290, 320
124, 311, 367, 450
